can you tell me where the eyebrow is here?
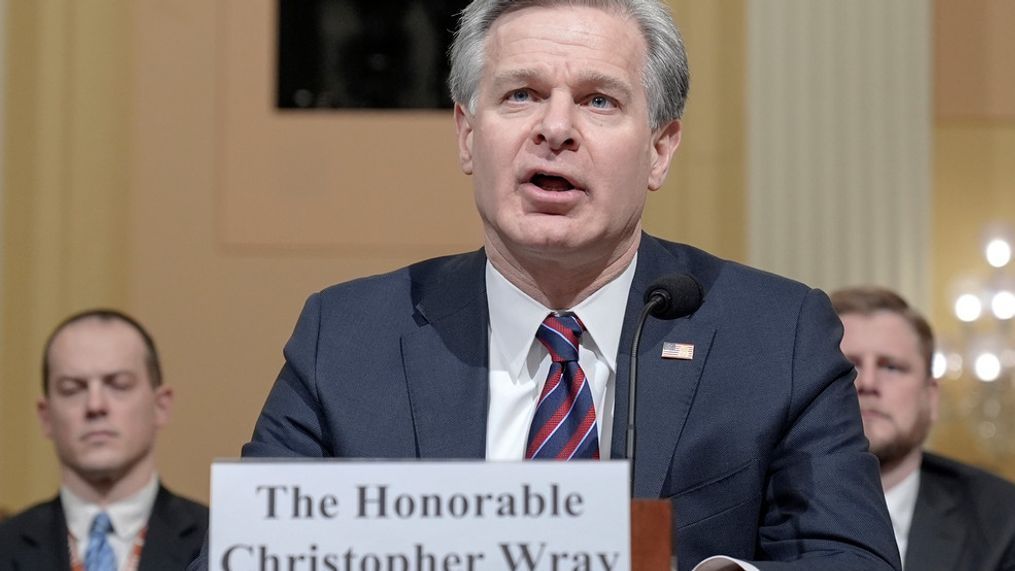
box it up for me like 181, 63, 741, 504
54, 370, 136, 383
490, 68, 634, 100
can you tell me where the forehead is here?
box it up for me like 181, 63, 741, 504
839, 311, 921, 357
47, 318, 148, 376
484, 5, 647, 82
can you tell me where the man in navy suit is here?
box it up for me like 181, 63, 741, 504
243, 1, 900, 569
0, 310, 207, 570
833, 286, 1015, 570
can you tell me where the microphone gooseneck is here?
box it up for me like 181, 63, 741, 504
626, 274, 703, 495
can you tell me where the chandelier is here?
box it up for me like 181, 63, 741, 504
938, 226, 1015, 455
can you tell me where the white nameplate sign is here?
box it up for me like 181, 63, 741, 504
211, 460, 630, 571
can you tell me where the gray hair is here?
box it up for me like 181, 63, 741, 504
448, 0, 690, 130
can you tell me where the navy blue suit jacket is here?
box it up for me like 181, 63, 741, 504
0, 485, 208, 571
243, 235, 900, 570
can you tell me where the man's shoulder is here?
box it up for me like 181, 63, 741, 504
645, 235, 816, 306
0, 496, 62, 547
315, 249, 484, 302
142, 486, 208, 567
921, 451, 1015, 514
299, 248, 487, 330
156, 486, 209, 522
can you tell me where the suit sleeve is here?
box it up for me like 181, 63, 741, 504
753, 289, 902, 570
242, 293, 332, 458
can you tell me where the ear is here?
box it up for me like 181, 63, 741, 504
153, 385, 174, 429
37, 397, 54, 439
927, 376, 940, 423
454, 103, 475, 175
647, 119, 683, 191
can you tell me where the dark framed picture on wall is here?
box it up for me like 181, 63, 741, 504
277, 0, 471, 110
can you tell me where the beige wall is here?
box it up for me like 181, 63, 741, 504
6, 0, 1013, 511
1, 0, 131, 508
1, 1, 745, 510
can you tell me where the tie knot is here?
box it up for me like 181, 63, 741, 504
90, 512, 113, 536
536, 314, 584, 363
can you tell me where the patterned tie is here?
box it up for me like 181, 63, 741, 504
84, 512, 117, 571
526, 313, 600, 459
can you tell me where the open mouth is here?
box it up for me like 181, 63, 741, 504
530, 173, 578, 192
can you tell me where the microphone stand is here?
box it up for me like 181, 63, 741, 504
627, 295, 664, 495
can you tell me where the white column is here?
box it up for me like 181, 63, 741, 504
747, 0, 932, 309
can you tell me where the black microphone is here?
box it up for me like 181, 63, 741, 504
626, 274, 703, 494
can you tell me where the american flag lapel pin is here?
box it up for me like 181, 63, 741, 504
661, 342, 694, 360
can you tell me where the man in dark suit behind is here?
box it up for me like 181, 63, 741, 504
231, 1, 901, 570
833, 286, 1015, 570
0, 310, 207, 570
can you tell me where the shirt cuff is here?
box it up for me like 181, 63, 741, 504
691, 555, 760, 571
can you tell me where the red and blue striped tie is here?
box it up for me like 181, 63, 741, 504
525, 313, 600, 460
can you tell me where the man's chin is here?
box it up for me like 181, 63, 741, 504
869, 437, 920, 467
74, 458, 128, 483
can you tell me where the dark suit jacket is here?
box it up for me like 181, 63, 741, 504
243, 235, 900, 570
905, 452, 1015, 571
0, 485, 208, 571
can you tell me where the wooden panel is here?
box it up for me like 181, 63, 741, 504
644, 1, 746, 263
935, 0, 1015, 119
0, 0, 131, 510
1, 0, 757, 512
217, 0, 481, 253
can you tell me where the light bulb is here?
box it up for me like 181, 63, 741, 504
986, 239, 1012, 268
974, 352, 1002, 382
991, 290, 1015, 320
955, 293, 982, 322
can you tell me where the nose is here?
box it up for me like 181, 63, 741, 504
535, 91, 579, 152
853, 363, 879, 395
85, 381, 109, 417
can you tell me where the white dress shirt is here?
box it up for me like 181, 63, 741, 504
62, 474, 159, 570
884, 468, 921, 567
485, 256, 636, 460
483, 257, 757, 571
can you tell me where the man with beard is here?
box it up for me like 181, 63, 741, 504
833, 286, 1015, 570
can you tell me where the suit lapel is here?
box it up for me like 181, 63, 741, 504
611, 236, 717, 497
402, 250, 490, 459
138, 486, 203, 571
904, 468, 966, 571
14, 497, 70, 570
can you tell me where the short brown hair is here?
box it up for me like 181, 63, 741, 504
830, 286, 935, 377
42, 309, 162, 394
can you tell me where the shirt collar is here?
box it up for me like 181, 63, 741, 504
486, 255, 637, 380
61, 473, 160, 542
884, 466, 921, 552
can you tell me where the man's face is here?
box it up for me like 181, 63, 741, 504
455, 5, 682, 266
38, 318, 172, 485
839, 311, 938, 465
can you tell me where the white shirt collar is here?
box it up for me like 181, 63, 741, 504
486, 254, 637, 380
61, 473, 160, 544
884, 466, 921, 564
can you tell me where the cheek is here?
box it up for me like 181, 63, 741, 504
47, 408, 78, 435
125, 402, 161, 432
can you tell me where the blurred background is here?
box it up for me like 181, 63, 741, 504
2, 0, 1013, 512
